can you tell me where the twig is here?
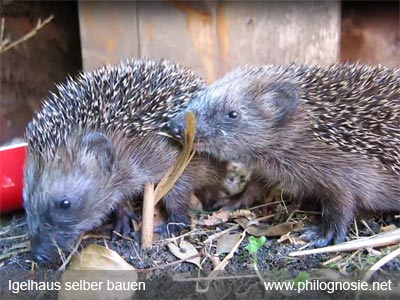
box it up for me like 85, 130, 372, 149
0, 221, 27, 236
141, 182, 155, 249
57, 235, 84, 272
173, 274, 257, 282
208, 229, 247, 275
362, 246, 400, 282
141, 113, 197, 248
0, 18, 5, 44
203, 224, 239, 244
0, 234, 28, 241
290, 229, 400, 257
0, 248, 29, 261
155, 228, 204, 244
0, 15, 54, 53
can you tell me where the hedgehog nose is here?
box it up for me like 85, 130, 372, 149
31, 250, 51, 263
168, 123, 185, 140
30, 239, 53, 263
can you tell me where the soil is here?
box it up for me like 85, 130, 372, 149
1, 201, 399, 300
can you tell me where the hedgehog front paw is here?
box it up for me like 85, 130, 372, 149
154, 213, 190, 237
300, 225, 347, 248
112, 204, 140, 241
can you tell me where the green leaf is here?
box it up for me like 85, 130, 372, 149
248, 236, 257, 244
294, 272, 310, 287
256, 236, 266, 248
245, 244, 259, 254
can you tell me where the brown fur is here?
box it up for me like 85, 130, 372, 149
23, 58, 224, 263
24, 131, 225, 262
168, 63, 400, 247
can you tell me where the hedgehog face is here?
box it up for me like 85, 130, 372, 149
24, 132, 117, 263
168, 69, 300, 164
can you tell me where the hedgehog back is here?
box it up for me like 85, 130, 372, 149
217, 63, 399, 175
26, 59, 205, 158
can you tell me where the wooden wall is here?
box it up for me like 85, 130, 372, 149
78, 1, 341, 82
340, 1, 399, 68
2, 1, 398, 144
0, 1, 82, 144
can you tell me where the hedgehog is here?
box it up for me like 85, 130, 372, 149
23, 58, 226, 263
167, 63, 400, 247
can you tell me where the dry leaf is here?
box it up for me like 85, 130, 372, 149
59, 245, 137, 300
154, 112, 197, 203
235, 218, 302, 237
381, 225, 397, 232
199, 210, 231, 226
141, 113, 197, 248
167, 240, 201, 268
230, 209, 256, 220
248, 222, 302, 237
216, 233, 242, 255
234, 217, 251, 229
68, 244, 134, 270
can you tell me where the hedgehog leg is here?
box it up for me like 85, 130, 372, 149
112, 200, 140, 241
196, 184, 221, 211
155, 187, 192, 237
301, 192, 355, 247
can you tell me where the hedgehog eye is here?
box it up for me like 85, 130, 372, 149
227, 111, 240, 119
59, 199, 71, 209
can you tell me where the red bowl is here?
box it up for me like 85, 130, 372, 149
0, 143, 27, 214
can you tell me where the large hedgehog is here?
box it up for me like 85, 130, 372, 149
24, 58, 225, 263
168, 63, 400, 247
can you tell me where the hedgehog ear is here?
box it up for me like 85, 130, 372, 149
80, 131, 115, 172
257, 80, 300, 124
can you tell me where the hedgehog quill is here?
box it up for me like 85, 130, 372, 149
24, 59, 225, 263
168, 63, 400, 247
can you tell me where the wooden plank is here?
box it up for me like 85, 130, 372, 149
341, 1, 399, 68
216, 1, 341, 75
78, 1, 139, 71
137, 1, 219, 83
78, 1, 340, 80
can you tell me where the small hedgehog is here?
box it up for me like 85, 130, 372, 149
168, 63, 400, 247
24, 58, 225, 263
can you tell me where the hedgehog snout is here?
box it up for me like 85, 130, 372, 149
167, 120, 185, 140
30, 234, 58, 263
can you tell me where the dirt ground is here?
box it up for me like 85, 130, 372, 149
1, 199, 399, 299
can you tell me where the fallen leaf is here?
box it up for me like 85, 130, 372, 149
167, 240, 201, 268
216, 233, 242, 255
230, 209, 256, 220
235, 218, 302, 237
68, 244, 135, 270
154, 112, 196, 203
234, 217, 250, 229
200, 210, 231, 226
247, 222, 302, 237
141, 113, 196, 248
59, 245, 137, 300
381, 225, 397, 232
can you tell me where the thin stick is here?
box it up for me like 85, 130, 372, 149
141, 182, 155, 249
0, 15, 54, 53
173, 274, 257, 282
0, 248, 30, 261
208, 229, 247, 276
362, 246, 400, 282
203, 224, 239, 244
290, 229, 400, 257
0, 234, 28, 241
57, 235, 83, 272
